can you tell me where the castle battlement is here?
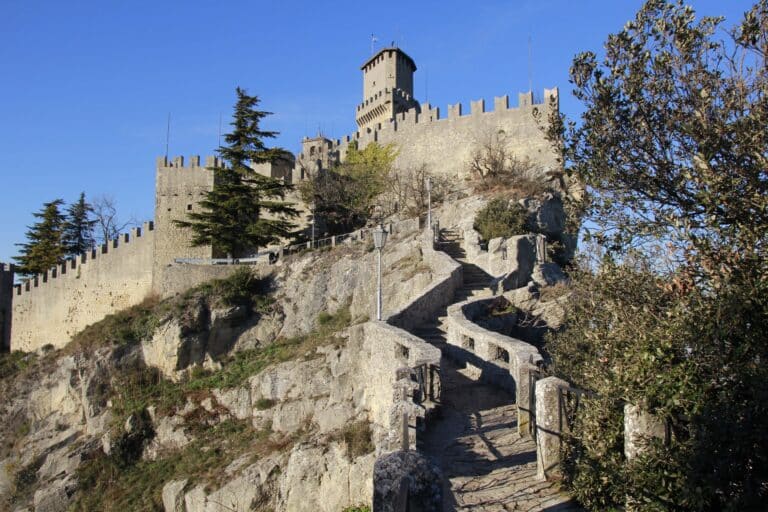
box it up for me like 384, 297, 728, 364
356, 88, 415, 112
314, 88, 559, 157
157, 155, 222, 171
13, 221, 155, 298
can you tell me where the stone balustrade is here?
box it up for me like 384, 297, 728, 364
445, 296, 543, 437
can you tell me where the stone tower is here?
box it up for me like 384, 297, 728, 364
0, 264, 14, 352
356, 47, 419, 131
154, 156, 219, 275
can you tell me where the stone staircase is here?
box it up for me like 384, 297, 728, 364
406, 227, 579, 511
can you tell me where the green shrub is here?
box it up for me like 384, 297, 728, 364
342, 506, 371, 512
473, 197, 528, 242
72, 420, 277, 512
68, 297, 161, 352
0, 351, 36, 382
255, 398, 275, 410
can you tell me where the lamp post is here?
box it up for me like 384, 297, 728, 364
310, 201, 316, 249
373, 224, 388, 321
426, 177, 432, 231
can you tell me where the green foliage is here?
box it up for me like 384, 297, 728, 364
473, 197, 527, 242
255, 398, 275, 410
13, 199, 66, 276
68, 297, 162, 353
71, 420, 276, 512
545, 2, 768, 508
68, 268, 273, 354
176, 88, 297, 257
191, 266, 273, 310
549, 263, 768, 510
298, 142, 396, 235
62, 192, 96, 257
0, 351, 36, 383
342, 506, 371, 512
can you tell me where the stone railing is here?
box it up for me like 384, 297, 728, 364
533, 376, 669, 481
173, 215, 424, 267
365, 226, 462, 455
359, 321, 441, 453
387, 229, 463, 331
445, 296, 543, 437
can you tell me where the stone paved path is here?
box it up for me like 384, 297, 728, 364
409, 229, 579, 511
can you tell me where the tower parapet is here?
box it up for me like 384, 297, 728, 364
356, 48, 420, 131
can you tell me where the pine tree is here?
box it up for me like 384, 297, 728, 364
175, 88, 298, 258
62, 192, 96, 257
14, 199, 67, 276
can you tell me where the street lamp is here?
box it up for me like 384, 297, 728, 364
373, 224, 388, 321
426, 177, 432, 231
310, 201, 316, 249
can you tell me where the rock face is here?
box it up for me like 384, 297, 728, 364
373, 451, 443, 512
2, 218, 445, 512
142, 301, 260, 381
276, 225, 429, 339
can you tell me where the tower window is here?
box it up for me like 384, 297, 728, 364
187, 204, 192, 210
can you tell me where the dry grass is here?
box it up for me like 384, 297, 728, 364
538, 281, 571, 303
332, 420, 374, 460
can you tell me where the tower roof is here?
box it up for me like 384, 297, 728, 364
360, 47, 417, 71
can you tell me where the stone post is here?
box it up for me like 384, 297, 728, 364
535, 234, 547, 265
535, 376, 570, 480
516, 359, 540, 438
624, 403, 667, 461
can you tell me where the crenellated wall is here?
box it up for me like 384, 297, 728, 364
10, 224, 156, 351
154, 155, 219, 280
296, 88, 560, 181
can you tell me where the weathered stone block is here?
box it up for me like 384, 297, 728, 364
535, 376, 570, 480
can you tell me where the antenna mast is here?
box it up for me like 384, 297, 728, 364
217, 112, 222, 148
165, 112, 171, 158
528, 35, 533, 94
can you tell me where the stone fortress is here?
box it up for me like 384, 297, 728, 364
0, 46, 558, 354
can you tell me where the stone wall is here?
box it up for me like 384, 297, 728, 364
353, 321, 441, 452
154, 156, 217, 281
387, 230, 463, 331
11, 224, 156, 352
0, 264, 13, 352
297, 88, 559, 181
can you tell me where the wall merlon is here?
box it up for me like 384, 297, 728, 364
448, 103, 463, 120
403, 107, 418, 125
494, 95, 509, 112
518, 91, 533, 108
420, 103, 440, 122
189, 155, 201, 167
471, 99, 485, 115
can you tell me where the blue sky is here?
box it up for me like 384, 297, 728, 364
0, 0, 753, 263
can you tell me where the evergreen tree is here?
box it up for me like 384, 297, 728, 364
176, 88, 298, 258
14, 199, 67, 276
62, 192, 96, 257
